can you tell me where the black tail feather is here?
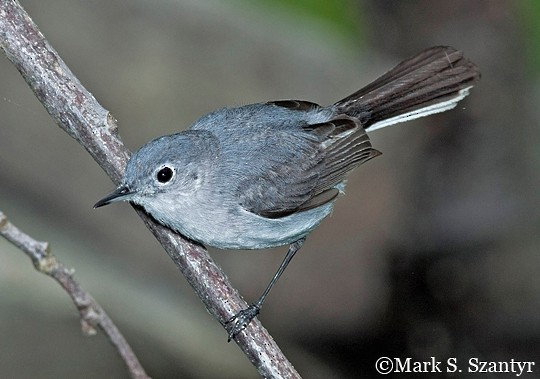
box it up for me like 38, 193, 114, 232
333, 46, 481, 131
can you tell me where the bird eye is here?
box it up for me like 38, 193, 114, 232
156, 166, 174, 183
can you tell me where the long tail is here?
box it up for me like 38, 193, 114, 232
333, 46, 481, 132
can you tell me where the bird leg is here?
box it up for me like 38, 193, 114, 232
226, 237, 306, 341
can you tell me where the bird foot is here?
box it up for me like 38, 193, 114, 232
226, 304, 260, 342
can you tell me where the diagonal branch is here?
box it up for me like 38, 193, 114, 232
0, 211, 150, 379
0, 1, 300, 378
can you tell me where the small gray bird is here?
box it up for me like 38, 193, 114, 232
95, 46, 480, 341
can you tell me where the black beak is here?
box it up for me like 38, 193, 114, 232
93, 186, 133, 208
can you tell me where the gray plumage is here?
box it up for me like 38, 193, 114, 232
101, 104, 379, 249
94, 46, 480, 339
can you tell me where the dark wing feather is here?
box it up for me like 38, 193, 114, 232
239, 115, 380, 218
267, 100, 321, 111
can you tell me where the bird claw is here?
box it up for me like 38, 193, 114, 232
226, 304, 260, 342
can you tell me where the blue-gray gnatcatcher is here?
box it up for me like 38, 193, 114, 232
94, 46, 480, 341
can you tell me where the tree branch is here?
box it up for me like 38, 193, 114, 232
0, 211, 150, 379
0, 1, 300, 378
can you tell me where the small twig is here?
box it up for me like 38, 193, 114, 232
0, 211, 150, 379
0, 1, 300, 377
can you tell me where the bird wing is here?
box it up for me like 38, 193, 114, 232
232, 102, 381, 218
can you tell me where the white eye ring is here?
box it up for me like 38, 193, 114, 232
156, 166, 174, 184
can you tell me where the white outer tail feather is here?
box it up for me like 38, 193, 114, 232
365, 86, 473, 132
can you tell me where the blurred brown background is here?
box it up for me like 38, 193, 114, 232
1, 0, 539, 378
